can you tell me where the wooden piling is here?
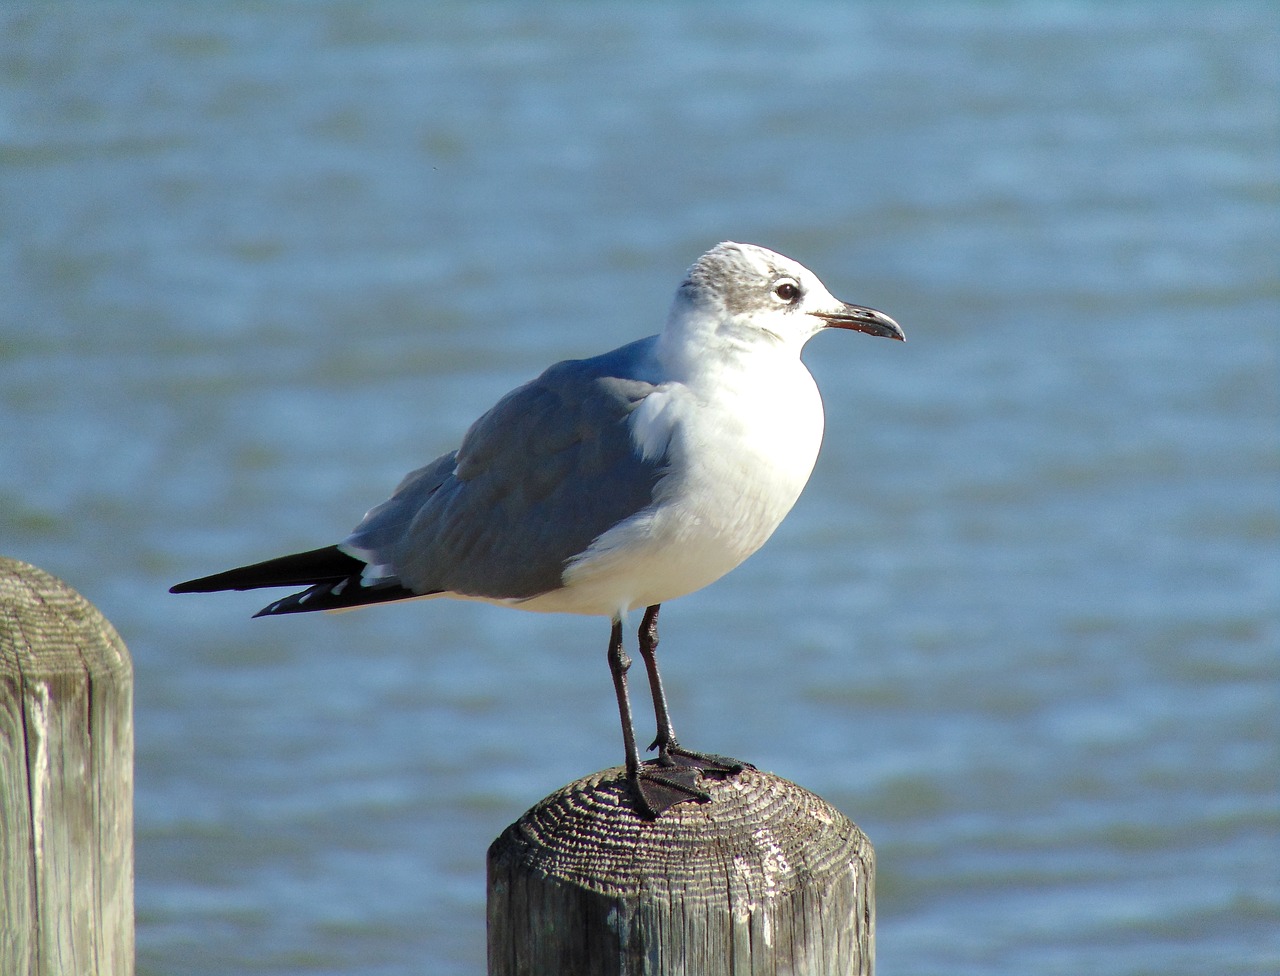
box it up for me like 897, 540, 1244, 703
0, 557, 134, 976
487, 765, 874, 976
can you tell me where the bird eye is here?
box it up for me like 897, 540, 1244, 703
773, 280, 800, 303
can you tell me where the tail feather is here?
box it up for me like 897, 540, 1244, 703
170, 545, 363, 593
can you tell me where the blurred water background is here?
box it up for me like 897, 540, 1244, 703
2, 2, 1277, 974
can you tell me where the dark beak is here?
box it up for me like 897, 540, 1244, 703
813, 303, 905, 341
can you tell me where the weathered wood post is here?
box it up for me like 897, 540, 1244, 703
488, 765, 873, 975
0, 557, 134, 976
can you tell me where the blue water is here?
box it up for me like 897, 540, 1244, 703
2, 2, 1277, 974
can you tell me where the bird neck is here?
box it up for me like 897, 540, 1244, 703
656, 311, 801, 389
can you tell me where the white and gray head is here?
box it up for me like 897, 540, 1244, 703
668, 241, 904, 352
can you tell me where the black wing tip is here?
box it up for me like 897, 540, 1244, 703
169, 545, 429, 616
170, 576, 231, 594
168, 545, 366, 595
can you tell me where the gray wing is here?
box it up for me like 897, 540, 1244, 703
344, 343, 666, 600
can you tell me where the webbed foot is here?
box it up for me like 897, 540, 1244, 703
631, 761, 712, 818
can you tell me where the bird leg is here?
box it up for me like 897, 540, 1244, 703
637, 604, 754, 778
607, 619, 641, 780
637, 605, 678, 757
607, 615, 709, 818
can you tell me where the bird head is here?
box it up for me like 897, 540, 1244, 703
669, 242, 904, 354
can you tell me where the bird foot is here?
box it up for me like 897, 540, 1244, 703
631, 762, 712, 819
658, 744, 755, 777
629, 746, 755, 818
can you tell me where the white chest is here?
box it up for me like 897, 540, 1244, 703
544, 354, 825, 616
657, 357, 825, 560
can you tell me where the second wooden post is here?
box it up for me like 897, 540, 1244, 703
0, 557, 135, 976
488, 765, 874, 976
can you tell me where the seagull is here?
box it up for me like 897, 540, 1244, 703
171, 241, 904, 818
